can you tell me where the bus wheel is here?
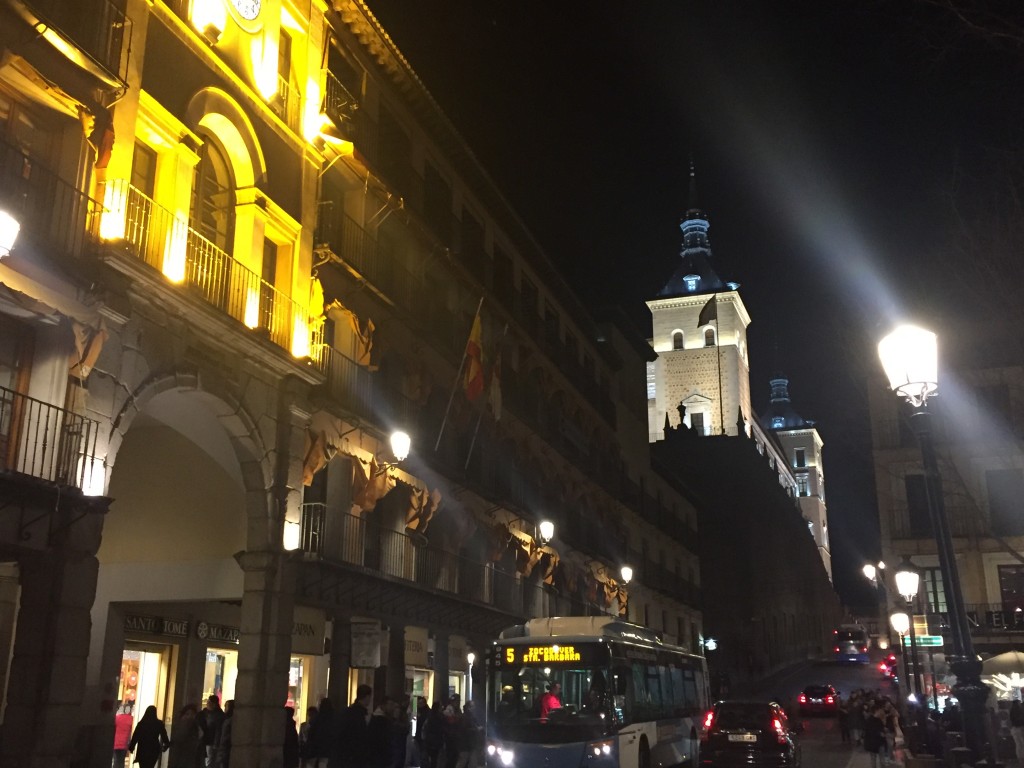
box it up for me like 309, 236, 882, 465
638, 736, 651, 768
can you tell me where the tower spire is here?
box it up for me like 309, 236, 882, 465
688, 157, 698, 212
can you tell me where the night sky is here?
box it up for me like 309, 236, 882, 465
363, 0, 1024, 607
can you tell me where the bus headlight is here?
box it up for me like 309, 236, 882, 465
586, 738, 615, 758
487, 743, 514, 766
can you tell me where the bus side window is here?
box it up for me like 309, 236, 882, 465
658, 665, 673, 718
681, 668, 698, 716
670, 664, 685, 714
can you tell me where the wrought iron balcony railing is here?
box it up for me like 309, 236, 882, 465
323, 70, 358, 138
299, 504, 609, 618
102, 180, 314, 356
0, 384, 100, 491
271, 74, 300, 131
0, 138, 101, 261
25, 0, 132, 85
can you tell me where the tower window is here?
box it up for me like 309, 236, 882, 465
795, 448, 806, 467
685, 276, 699, 291
772, 417, 785, 429
704, 328, 715, 347
672, 331, 683, 350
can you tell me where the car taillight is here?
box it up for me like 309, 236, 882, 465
834, 646, 840, 653
879, 663, 888, 671
798, 694, 807, 704
701, 710, 714, 741
861, 646, 868, 653
772, 717, 787, 744
826, 695, 834, 704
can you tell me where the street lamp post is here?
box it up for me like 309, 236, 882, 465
890, 611, 912, 696
878, 325, 989, 758
894, 560, 924, 699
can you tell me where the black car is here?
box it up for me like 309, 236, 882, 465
798, 685, 838, 715
700, 700, 801, 767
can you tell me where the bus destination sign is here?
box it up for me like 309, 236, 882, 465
496, 643, 606, 666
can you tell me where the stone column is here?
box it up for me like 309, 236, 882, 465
432, 630, 449, 705
230, 550, 295, 768
386, 623, 406, 701
0, 548, 100, 768
327, 616, 351, 706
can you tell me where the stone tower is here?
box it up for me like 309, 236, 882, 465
647, 166, 752, 440
762, 374, 832, 581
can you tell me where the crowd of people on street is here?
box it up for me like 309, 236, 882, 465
114, 685, 485, 768
836, 689, 906, 767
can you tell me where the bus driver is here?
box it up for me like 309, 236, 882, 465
539, 683, 562, 721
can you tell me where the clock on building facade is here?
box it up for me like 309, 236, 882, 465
228, 0, 262, 25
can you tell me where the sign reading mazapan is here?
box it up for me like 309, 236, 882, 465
511, 645, 582, 664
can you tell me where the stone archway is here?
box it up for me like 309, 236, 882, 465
82, 367, 306, 768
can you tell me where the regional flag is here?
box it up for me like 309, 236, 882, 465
698, 294, 718, 327
463, 309, 485, 401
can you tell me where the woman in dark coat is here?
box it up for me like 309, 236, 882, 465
129, 705, 169, 768
168, 703, 202, 768
863, 706, 886, 768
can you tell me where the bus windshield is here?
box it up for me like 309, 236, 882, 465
488, 663, 614, 744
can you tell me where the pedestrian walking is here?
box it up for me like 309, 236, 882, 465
455, 701, 482, 768
849, 694, 866, 745
366, 697, 394, 768
285, 706, 301, 768
838, 696, 851, 743
168, 704, 203, 768
128, 705, 170, 768
331, 683, 372, 768
113, 703, 134, 768
307, 698, 335, 768
197, 696, 225, 768
1010, 700, 1024, 766
217, 700, 235, 768
422, 702, 444, 768
863, 706, 886, 768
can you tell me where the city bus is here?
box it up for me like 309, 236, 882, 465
486, 616, 709, 768
832, 624, 870, 663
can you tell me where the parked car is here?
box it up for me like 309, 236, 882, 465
798, 685, 838, 715
700, 700, 801, 767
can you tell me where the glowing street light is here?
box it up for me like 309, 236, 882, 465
879, 324, 987, 754
619, 565, 633, 584
390, 430, 411, 462
538, 520, 554, 544
0, 210, 20, 258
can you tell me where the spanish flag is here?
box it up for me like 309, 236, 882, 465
463, 309, 484, 401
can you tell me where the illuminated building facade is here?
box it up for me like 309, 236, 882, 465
0, 0, 702, 765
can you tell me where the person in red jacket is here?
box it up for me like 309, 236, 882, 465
113, 703, 134, 768
539, 683, 562, 722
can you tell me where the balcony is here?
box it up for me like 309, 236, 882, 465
100, 180, 313, 357
22, 0, 131, 87
0, 138, 100, 262
0, 385, 100, 491
270, 74, 301, 132
323, 70, 358, 142
299, 503, 608, 619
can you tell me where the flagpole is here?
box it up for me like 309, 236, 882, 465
716, 315, 724, 435
435, 296, 485, 452
464, 322, 508, 470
